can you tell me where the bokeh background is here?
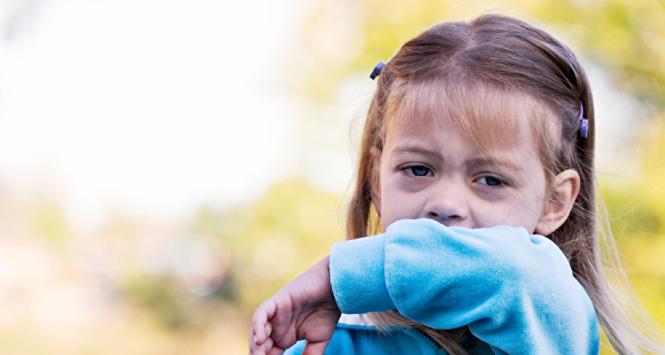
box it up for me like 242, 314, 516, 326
0, 0, 664, 354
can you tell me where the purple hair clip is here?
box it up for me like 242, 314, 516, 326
370, 61, 385, 80
578, 102, 589, 139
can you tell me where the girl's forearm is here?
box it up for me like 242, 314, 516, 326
329, 218, 600, 354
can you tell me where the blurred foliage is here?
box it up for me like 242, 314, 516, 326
286, 0, 665, 108
187, 179, 346, 312
120, 272, 237, 332
599, 119, 665, 331
529, 0, 665, 106
122, 274, 203, 331
31, 197, 70, 245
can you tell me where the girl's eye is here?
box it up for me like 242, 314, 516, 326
477, 176, 504, 187
403, 165, 432, 177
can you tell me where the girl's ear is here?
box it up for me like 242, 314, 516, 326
535, 169, 581, 235
369, 146, 382, 215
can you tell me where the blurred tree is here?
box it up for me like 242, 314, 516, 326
284, 0, 665, 109
188, 178, 346, 311
607, 118, 665, 326
529, 0, 665, 106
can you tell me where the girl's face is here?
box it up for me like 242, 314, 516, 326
376, 110, 549, 234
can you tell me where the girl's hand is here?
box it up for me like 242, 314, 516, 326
249, 256, 341, 355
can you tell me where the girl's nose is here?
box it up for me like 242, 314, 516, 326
426, 209, 463, 223
426, 207, 466, 225
424, 183, 469, 226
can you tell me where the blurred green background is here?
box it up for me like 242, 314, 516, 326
0, 0, 663, 354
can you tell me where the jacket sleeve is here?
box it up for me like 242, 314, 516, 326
329, 218, 600, 355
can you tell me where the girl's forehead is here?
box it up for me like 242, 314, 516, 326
385, 80, 557, 156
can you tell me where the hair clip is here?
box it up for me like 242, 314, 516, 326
578, 102, 589, 139
370, 61, 385, 80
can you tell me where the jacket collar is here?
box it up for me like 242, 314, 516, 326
338, 313, 377, 329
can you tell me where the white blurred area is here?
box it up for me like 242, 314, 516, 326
0, 0, 318, 228
0, 2, 318, 352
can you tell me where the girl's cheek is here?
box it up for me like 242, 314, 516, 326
473, 188, 509, 203
393, 174, 434, 193
476, 200, 532, 228
470, 206, 507, 228
382, 188, 422, 218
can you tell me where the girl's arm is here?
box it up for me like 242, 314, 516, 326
331, 218, 599, 354
250, 257, 340, 355
251, 217, 600, 354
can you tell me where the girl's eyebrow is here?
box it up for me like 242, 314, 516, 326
391, 145, 441, 160
392, 144, 522, 173
465, 158, 523, 173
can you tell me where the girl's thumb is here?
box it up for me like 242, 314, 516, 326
302, 340, 330, 355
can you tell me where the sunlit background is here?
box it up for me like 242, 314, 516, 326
0, 0, 664, 354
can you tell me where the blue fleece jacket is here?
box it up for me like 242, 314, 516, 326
285, 218, 600, 354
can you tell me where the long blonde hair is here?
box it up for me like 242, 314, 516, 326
345, 14, 664, 354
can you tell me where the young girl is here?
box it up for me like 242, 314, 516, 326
250, 14, 664, 354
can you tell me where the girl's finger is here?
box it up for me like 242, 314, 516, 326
267, 345, 284, 355
249, 327, 259, 353
265, 321, 272, 339
302, 340, 330, 355
251, 307, 262, 335
270, 292, 293, 342
251, 314, 264, 346
259, 337, 274, 355
264, 296, 277, 319
252, 299, 275, 344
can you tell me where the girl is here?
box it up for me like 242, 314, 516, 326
250, 14, 664, 354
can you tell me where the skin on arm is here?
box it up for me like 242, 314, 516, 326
250, 256, 341, 355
